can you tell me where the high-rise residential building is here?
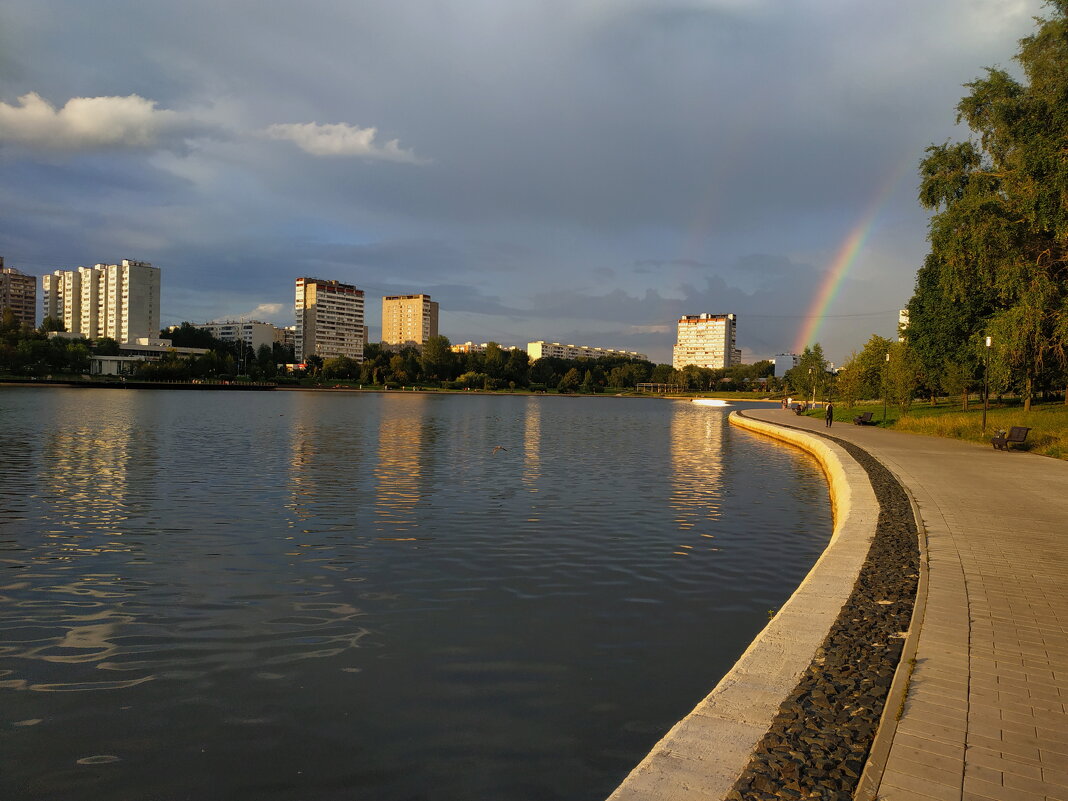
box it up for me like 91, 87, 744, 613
0, 258, 37, 328
41, 260, 160, 342
295, 277, 365, 362
526, 341, 648, 361
672, 313, 741, 370
381, 294, 439, 349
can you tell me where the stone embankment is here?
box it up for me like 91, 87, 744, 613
609, 411, 919, 801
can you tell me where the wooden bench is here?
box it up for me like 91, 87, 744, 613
992, 426, 1030, 451
853, 412, 875, 426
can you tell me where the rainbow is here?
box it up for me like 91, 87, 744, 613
792, 159, 912, 353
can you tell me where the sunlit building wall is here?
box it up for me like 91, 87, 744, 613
450, 341, 523, 354
381, 294, 438, 349
200, 320, 285, 352
42, 260, 160, 343
295, 277, 365, 362
0, 259, 37, 328
526, 341, 647, 361
672, 313, 740, 370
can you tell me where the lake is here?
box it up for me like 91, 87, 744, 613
0, 388, 831, 800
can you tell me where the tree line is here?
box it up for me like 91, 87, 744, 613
3, 312, 778, 392
796, 5, 1068, 412
301, 335, 774, 393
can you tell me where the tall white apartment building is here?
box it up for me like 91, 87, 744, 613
295, 277, 365, 362
672, 313, 741, 370
527, 341, 648, 361
382, 294, 439, 349
42, 260, 160, 343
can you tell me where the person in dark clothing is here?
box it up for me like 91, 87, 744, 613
825, 402, 834, 427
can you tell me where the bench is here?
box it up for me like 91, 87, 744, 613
992, 426, 1030, 451
853, 412, 875, 426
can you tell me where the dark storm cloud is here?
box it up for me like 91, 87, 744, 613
0, 0, 1045, 362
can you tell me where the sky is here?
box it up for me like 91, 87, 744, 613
0, 0, 1046, 365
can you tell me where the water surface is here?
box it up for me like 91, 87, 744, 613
0, 389, 831, 800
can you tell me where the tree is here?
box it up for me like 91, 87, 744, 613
40, 315, 65, 333
483, 342, 506, 380
784, 344, 828, 401
420, 335, 455, 383
915, 3, 1068, 411
557, 368, 581, 393
836, 354, 864, 408
886, 341, 922, 413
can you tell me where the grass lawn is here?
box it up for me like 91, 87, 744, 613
809, 399, 1068, 460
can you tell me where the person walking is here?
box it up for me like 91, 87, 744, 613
825, 402, 834, 427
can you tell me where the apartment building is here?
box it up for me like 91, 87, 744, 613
382, 294, 438, 349
672, 313, 741, 370
774, 353, 800, 378
42, 260, 160, 343
450, 341, 523, 354
526, 341, 648, 361
295, 277, 365, 362
199, 320, 288, 352
0, 258, 37, 328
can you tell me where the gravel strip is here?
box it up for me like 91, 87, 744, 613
727, 414, 919, 801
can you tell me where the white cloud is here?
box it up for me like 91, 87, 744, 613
264, 121, 425, 163
0, 92, 191, 151
244, 303, 285, 320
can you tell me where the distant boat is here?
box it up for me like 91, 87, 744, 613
691, 398, 730, 407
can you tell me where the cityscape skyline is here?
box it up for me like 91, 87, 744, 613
0, 1, 1045, 364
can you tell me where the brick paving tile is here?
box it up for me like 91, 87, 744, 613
879, 769, 962, 800
742, 410, 1068, 801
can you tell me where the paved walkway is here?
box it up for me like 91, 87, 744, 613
744, 408, 1068, 801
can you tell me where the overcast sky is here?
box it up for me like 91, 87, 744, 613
0, 0, 1044, 364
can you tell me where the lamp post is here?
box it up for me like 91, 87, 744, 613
882, 352, 889, 423
982, 335, 992, 433
808, 367, 815, 408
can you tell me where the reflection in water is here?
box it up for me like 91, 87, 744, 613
669, 406, 725, 537
0, 390, 832, 801
373, 396, 428, 531
522, 397, 541, 495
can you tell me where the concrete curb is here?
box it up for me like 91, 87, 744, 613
853, 484, 929, 800
607, 411, 880, 801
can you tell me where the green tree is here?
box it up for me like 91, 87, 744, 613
915, 3, 1068, 410
784, 344, 828, 401
483, 342, 506, 380
40, 315, 65, 333
557, 368, 581, 393
420, 335, 455, 382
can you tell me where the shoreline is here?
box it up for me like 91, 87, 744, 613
0, 378, 782, 401
609, 410, 918, 800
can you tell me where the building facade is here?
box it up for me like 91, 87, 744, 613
199, 320, 287, 353
295, 277, 365, 362
774, 353, 800, 378
526, 341, 648, 361
381, 294, 439, 349
672, 313, 741, 370
0, 258, 37, 328
42, 260, 160, 343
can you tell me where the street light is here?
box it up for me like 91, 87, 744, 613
982, 335, 992, 433
882, 352, 890, 423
